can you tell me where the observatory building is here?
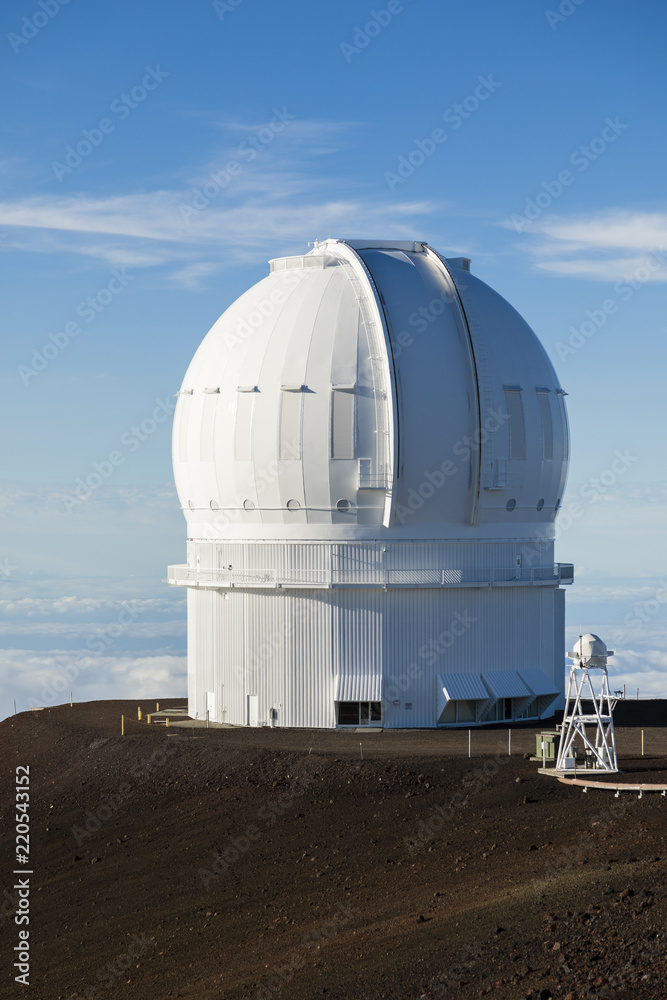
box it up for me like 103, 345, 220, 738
169, 239, 573, 729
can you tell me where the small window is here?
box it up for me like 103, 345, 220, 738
235, 391, 254, 461
331, 389, 355, 459
503, 389, 526, 460
537, 390, 553, 460
557, 392, 569, 460
439, 699, 479, 724
336, 701, 382, 726
337, 702, 359, 725
280, 391, 302, 459
200, 392, 217, 461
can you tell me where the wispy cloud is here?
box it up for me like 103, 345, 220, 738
0, 595, 183, 618
0, 115, 438, 281
503, 209, 667, 282
0, 192, 436, 247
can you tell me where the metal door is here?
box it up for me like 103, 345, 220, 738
247, 694, 259, 727
206, 690, 215, 722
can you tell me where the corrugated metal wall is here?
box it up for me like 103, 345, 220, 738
186, 538, 555, 583
187, 581, 564, 730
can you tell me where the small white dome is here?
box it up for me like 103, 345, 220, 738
570, 633, 610, 662
173, 239, 568, 541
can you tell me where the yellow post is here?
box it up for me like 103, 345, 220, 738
70, 691, 73, 707
121, 715, 125, 736
156, 702, 160, 712
166, 717, 170, 728
138, 707, 142, 721
147, 714, 151, 725
642, 730, 644, 756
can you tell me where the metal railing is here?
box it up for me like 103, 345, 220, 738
168, 562, 574, 590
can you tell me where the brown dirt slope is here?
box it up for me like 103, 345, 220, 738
1, 700, 667, 1000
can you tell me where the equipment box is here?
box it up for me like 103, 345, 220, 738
536, 731, 560, 760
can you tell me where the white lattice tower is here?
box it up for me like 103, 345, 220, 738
556, 633, 618, 773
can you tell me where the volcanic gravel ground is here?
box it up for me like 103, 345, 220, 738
2, 700, 667, 1000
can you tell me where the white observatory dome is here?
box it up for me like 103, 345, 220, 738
170, 240, 573, 730
173, 239, 568, 539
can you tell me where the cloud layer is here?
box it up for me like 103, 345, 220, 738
505, 210, 667, 282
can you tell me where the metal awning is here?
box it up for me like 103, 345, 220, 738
518, 668, 560, 716
437, 672, 492, 724
334, 674, 382, 702
438, 672, 490, 702
518, 669, 559, 698
481, 670, 532, 699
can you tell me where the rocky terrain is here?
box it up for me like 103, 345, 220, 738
1, 700, 666, 999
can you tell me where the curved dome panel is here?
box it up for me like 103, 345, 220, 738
172, 239, 569, 542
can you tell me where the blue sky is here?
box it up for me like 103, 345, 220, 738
1, 0, 666, 718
